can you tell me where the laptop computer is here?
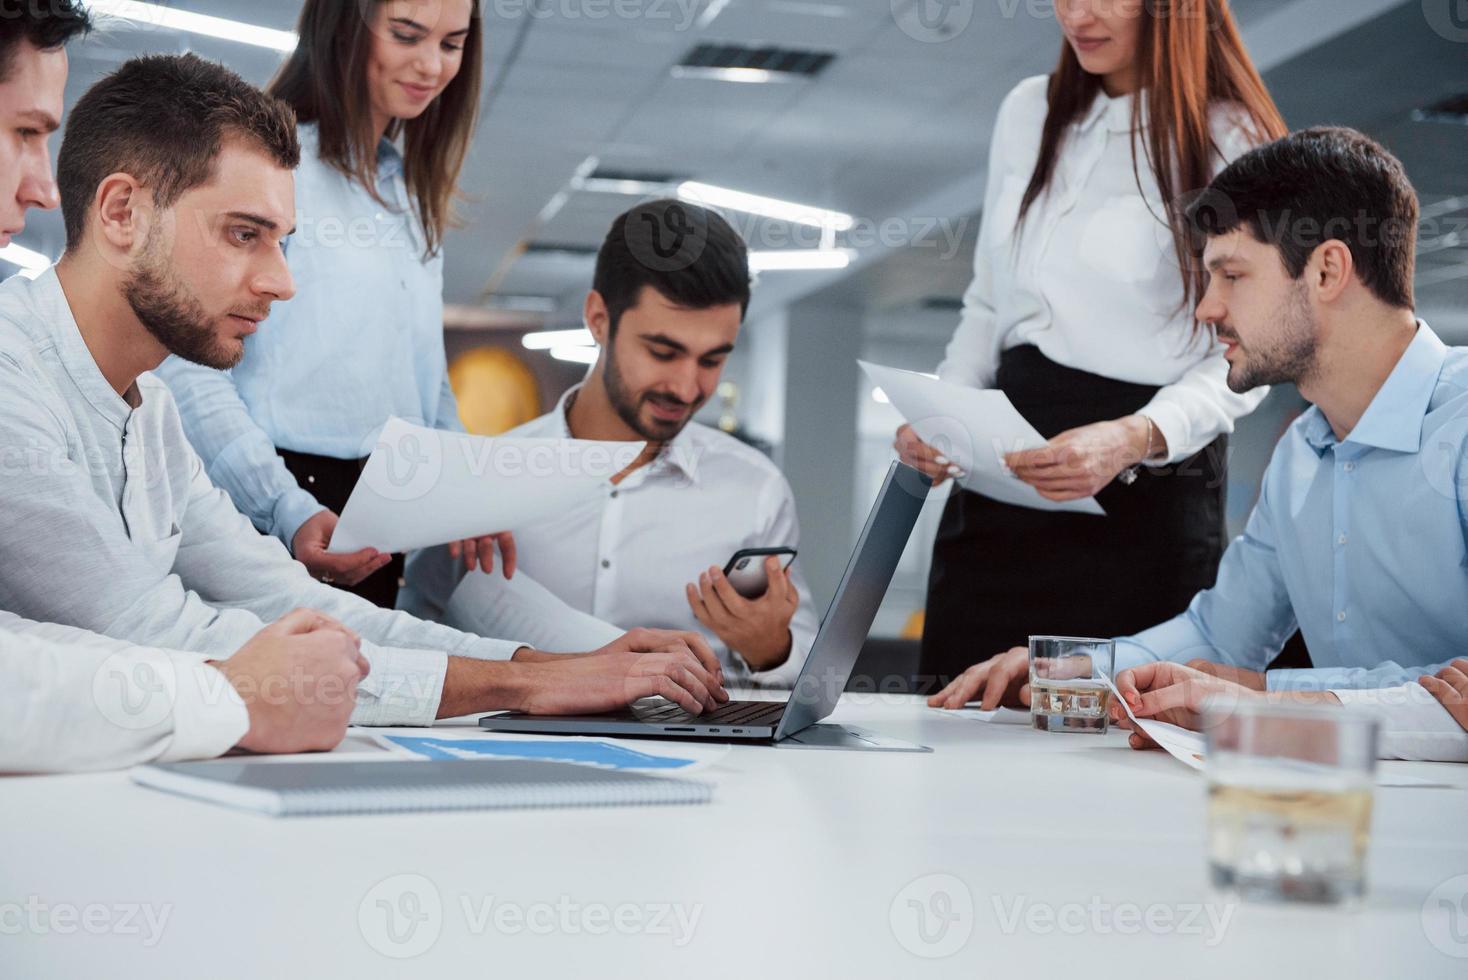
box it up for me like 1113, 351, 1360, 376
479, 461, 930, 747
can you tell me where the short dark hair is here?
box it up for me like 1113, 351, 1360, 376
1186, 126, 1418, 310
58, 53, 300, 251
0, 0, 90, 82
593, 199, 751, 334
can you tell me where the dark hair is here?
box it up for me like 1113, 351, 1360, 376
58, 53, 300, 252
1018, 0, 1285, 316
270, 0, 483, 257
594, 199, 751, 334
0, 0, 91, 82
1186, 126, 1418, 310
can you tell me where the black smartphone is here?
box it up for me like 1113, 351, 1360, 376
721, 547, 797, 599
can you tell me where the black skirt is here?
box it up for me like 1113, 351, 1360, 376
919, 345, 1227, 685
277, 448, 406, 610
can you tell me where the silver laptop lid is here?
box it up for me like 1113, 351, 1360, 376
773, 462, 930, 739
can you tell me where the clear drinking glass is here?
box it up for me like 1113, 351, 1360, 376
1028, 636, 1114, 734
1204, 698, 1379, 904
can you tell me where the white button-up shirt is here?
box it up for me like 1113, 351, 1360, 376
0, 269, 524, 727
0, 611, 250, 773
939, 75, 1269, 462
404, 387, 820, 688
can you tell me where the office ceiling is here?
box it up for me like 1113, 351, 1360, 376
13, 0, 1462, 335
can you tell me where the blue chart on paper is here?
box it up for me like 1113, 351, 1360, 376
384, 736, 697, 771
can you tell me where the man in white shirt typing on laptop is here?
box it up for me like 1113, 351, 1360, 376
402, 200, 819, 689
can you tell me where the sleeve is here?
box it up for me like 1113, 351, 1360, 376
1115, 463, 1297, 673
1134, 105, 1272, 465
1136, 352, 1269, 464
934, 87, 1016, 390
740, 472, 819, 689
436, 373, 466, 434
154, 355, 325, 550
1271, 659, 1468, 693
1331, 685, 1468, 763
0, 621, 248, 774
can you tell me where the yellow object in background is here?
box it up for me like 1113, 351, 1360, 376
900, 610, 925, 640
447, 347, 542, 436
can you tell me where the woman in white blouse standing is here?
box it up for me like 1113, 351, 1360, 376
897, 0, 1286, 682
160, 0, 507, 609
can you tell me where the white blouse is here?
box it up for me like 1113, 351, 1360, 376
938, 75, 1269, 463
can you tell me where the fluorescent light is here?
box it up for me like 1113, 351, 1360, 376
488, 294, 557, 314
89, 1, 298, 52
549, 345, 600, 365
695, 0, 733, 28
677, 180, 854, 231
573, 176, 676, 197
0, 242, 52, 279
670, 66, 785, 84
748, 248, 853, 272
523, 328, 594, 350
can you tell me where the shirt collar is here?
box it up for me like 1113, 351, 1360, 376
376, 137, 404, 182
1077, 86, 1139, 135
33, 267, 135, 429
555, 383, 702, 486
1302, 320, 1447, 455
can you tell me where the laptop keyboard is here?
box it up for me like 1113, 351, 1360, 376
631, 699, 786, 727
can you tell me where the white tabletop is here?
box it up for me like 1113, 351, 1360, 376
4, 692, 1468, 978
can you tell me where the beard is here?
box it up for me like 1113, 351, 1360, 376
122, 232, 243, 371
1224, 280, 1319, 393
602, 337, 702, 443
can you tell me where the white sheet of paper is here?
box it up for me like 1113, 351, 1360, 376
1105, 674, 1207, 770
858, 361, 1105, 516
930, 706, 1033, 725
329, 418, 644, 554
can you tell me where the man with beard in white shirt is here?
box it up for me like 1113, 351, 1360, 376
0, 55, 728, 736
403, 200, 819, 688
0, 4, 378, 773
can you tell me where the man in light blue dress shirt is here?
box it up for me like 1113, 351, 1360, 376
929, 126, 1468, 710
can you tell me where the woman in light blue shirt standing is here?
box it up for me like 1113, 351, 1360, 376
160, 0, 507, 607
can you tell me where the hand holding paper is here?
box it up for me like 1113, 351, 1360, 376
860, 361, 1105, 516
329, 418, 644, 554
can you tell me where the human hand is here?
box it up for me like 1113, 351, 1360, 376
215, 608, 369, 754
292, 510, 390, 587
686, 557, 798, 671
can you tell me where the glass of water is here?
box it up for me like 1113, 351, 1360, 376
1028, 636, 1114, 734
1204, 698, 1378, 904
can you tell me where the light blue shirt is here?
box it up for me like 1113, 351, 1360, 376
156, 122, 463, 550
1116, 322, 1468, 690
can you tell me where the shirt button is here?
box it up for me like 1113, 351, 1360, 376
306, 475, 315, 484
601, 559, 611, 569
1342, 461, 1355, 472
1337, 611, 1347, 622
610, 489, 619, 499
1337, 533, 1348, 545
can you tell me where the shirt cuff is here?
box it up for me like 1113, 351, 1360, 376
1135, 400, 1193, 467
159, 657, 250, 762
274, 487, 329, 553
351, 645, 449, 727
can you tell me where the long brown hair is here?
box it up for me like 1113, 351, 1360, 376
269, 0, 483, 256
1017, 0, 1285, 312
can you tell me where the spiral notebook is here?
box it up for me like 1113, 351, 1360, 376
131, 758, 713, 817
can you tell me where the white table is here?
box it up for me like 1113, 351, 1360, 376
4, 693, 1468, 978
